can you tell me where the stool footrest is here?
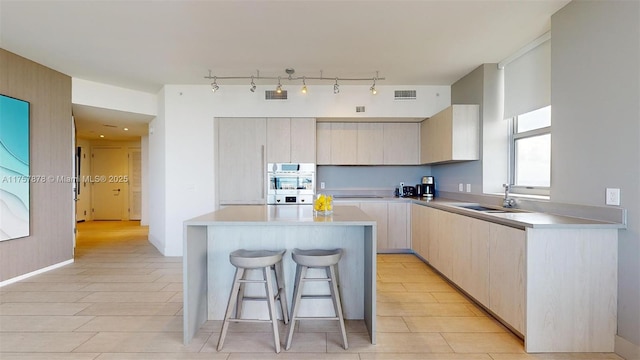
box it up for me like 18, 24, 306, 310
292, 316, 340, 321
300, 294, 332, 300
229, 318, 277, 323
238, 279, 267, 284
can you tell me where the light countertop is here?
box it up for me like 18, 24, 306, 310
332, 196, 624, 230
184, 205, 376, 226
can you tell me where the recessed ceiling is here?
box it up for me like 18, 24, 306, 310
0, 0, 570, 138
73, 104, 151, 140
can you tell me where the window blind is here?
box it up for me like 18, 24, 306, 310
503, 38, 551, 119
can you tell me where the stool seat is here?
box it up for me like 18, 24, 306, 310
230, 249, 285, 268
291, 248, 342, 267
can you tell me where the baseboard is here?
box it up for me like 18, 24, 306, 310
0, 259, 74, 288
616, 335, 640, 360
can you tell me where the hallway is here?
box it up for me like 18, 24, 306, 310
0, 221, 623, 359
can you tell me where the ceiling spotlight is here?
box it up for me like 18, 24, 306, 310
123, 127, 129, 131
99, 134, 105, 138
250, 76, 256, 92
276, 77, 283, 94
301, 77, 307, 94
211, 77, 219, 92
333, 78, 340, 94
370, 78, 377, 95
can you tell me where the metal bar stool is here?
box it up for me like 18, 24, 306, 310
217, 249, 289, 353
285, 248, 348, 350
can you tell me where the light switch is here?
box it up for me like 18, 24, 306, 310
458, 183, 463, 192
466, 184, 471, 192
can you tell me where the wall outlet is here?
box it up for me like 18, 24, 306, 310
605, 188, 620, 206
320, 182, 325, 189
466, 184, 471, 193
458, 183, 463, 192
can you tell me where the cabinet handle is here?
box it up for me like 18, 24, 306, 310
261, 145, 265, 199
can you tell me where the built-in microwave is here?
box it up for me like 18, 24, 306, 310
267, 163, 315, 205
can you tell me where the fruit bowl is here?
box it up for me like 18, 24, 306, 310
313, 194, 333, 216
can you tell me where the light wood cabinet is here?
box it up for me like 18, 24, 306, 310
383, 123, 419, 164
411, 203, 429, 260
316, 122, 420, 165
388, 202, 410, 249
316, 122, 331, 165
420, 104, 479, 164
266, 117, 315, 163
217, 117, 266, 205
357, 123, 384, 164
330, 123, 358, 164
359, 202, 388, 250
451, 214, 491, 306
489, 224, 526, 335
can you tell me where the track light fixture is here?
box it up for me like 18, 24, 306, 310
204, 69, 384, 94
211, 77, 219, 92
250, 76, 256, 92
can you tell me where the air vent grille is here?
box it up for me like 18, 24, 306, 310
394, 90, 417, 100
355, 106, 365, 113
265, 90, 288, 100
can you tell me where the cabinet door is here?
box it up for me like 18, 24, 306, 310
357, 123, 383, 164
383, 123, 419, 164
451, 214, 490, 305
290, 118, 316, 163
388, 202, 409, 249
266, 118, 291, 163
359, 202, 388, 251
489, 224, 526, 334
434, 209, 454, 278
412, 204, 430, 259
419, 119, 429, 164
218, 118, 266, 205
316, 122, 331, 165
330, 123, 358, 164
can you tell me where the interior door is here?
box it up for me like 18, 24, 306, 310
128, 149, 142, 220
91, 147, 126, 220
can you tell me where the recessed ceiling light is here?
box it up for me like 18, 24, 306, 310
99, 134, 105, 138
123, 127, 129, 131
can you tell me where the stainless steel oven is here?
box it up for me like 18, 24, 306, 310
267, 163, 315, 205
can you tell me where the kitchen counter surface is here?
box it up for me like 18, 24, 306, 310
184, 204, 375, 225
333, 196, 624, 230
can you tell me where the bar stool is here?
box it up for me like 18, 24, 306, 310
217, 249, 289, 353
285, 248, 348, 350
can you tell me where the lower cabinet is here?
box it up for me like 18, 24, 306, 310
342, 201, 410, 252
410, 203, 618, 353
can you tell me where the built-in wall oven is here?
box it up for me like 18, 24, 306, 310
267, 163, 315, 205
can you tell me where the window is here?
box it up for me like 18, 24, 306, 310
509, 106, 551, 195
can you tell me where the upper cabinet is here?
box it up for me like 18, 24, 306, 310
317, 122, 420, 165
420, 104, 479, 164
267, 117, 316, 163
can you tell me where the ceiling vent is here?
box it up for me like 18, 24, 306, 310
355, 106, 366, 113
394, 90, 417, 100
265, 90, 288, 100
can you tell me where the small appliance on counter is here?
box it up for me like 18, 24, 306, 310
402, 185, 416, 197
417, 176, 435, 199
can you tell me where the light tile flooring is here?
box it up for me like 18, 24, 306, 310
0, 221, 623, 360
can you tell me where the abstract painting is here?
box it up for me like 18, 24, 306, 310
0, 94, 30, 240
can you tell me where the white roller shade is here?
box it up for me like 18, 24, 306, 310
503, 38, 551, 119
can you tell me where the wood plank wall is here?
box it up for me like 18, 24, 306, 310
0, 49, 74, 281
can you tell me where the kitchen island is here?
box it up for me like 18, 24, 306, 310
182, 205, 377, 345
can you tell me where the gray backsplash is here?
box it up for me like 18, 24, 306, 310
317, 165, 432, 192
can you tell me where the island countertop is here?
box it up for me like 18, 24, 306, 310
184, 205, 376, 226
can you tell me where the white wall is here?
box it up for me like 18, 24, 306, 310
72, 78, 157, 116
150, 84, 450, 256
551, 1, 640, 353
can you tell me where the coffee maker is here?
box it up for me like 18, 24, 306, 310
416, 176, 435, 199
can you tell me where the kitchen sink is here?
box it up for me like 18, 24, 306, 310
455, 204, 514, 213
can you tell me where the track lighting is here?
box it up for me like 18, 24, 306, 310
211, 77, 219, 92
204, 69, 384, 95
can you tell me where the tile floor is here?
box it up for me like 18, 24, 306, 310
0, 221, 624, 360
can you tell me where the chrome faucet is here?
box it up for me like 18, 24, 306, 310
503, 184, 516, 208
